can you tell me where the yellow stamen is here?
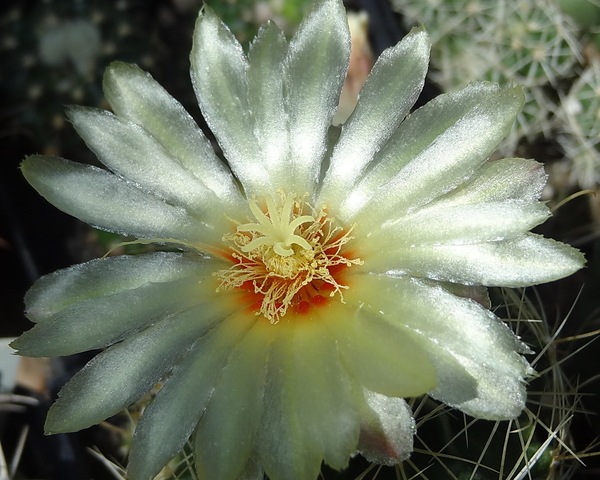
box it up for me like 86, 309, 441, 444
216, 191, 362, 323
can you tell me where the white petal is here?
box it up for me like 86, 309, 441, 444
326, 302, 437, 398
45, 301, 232, 434
194, 319, 275, 480
257, 325, 322, 480
190, 6, 266, 195
320, 28, 430, 206
345, 274, 532, 419
282, 0, 350, 195
128, 307, 254, 480
357, 390, 415, 465
14, 255, 224, 358
22, 156, 221, 246
368, 201, 550, 247
102, 61, 243, 207
430, 158, 548, 207
23, 252, 203, 320
67, 106, 239, 230
342, 84, 524, 223
369, 233, 584, 287
12, 276, 210, 357
247, 22, 290, 193
289, 318, 359, 470
257, 316, 360, 479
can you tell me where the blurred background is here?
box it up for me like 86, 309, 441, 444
1, 0, 599, 478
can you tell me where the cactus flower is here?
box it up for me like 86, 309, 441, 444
11, 1, 584, 479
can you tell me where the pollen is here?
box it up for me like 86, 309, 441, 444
216, 191, 362, 323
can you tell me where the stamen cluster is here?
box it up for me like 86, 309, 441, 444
217, 192, 362, 322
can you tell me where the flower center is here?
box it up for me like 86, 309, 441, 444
216, 191, 362, 323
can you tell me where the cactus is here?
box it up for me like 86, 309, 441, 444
557, 59, 600, 188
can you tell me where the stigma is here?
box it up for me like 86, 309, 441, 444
216, 191, 362, 323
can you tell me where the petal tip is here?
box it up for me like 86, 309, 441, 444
44, 406, 69, 435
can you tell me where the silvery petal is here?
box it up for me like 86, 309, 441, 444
190, 6, 266, 196
257, 317, 360, 479
341, 83, 524, 222
430, 157, 548, 207
194, 319, 274, 480
247, 21, 290, 193
102, 61, 243, 207
320, 27, 430, 205
12, 277, 207, 357
45, 301, 232, 434
23, 252, 203, 320
358, 390, 415, 465
22, 156, 221, 246
283, 0, 350, 195
128, 308, 255, 480
373, 233, 584, 287
370, 201, 550, 246
257, 326, 323, 480
345, 274, 532, 419
67, 106, 241, 230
